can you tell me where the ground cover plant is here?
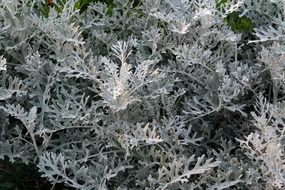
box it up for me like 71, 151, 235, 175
1, 0, 285, 189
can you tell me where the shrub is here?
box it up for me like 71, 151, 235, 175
1, 0, 285, 189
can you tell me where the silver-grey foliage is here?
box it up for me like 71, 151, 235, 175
0, 0, 285, 189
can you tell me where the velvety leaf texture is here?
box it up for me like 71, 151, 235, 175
1, 0, 285, 189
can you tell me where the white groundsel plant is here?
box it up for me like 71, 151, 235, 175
1, 0, 285, 189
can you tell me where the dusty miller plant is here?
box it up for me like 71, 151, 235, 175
1, 0, 285, 189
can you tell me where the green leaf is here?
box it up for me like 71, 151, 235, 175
225, 12, 253, 33
216, 0, 228, 8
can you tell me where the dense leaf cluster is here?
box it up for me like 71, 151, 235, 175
1, 0, 285, 189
